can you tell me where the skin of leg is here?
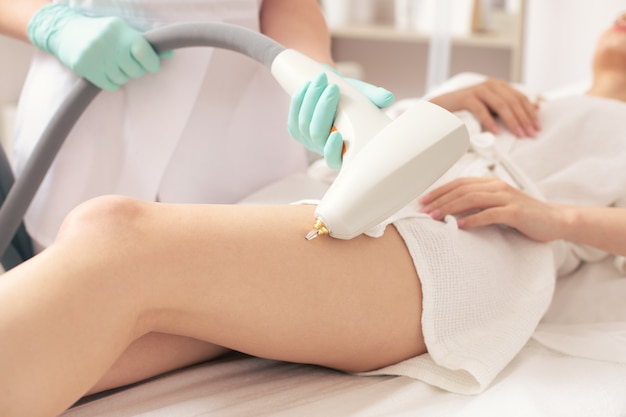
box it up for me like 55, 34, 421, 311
88, 333, 230, 395
0, 196, 425, 417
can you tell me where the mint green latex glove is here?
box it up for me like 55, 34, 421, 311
288, 71, 394, 170
27, 3, 167, 91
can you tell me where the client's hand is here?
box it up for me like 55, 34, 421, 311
428, 79, 541, 138
419, 177, 565, 242
288, 71, 394, 170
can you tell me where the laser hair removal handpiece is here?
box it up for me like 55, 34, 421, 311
0, 23, 469, 262
272, 53, 470, 240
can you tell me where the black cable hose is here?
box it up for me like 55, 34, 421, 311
0, 22, 286, 268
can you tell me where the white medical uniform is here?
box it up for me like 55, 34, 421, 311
13, 0, 309, 250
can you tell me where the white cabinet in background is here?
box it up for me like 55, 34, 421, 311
328, 1, 525, 99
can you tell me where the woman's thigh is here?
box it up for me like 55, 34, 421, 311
122, 201, 426, 372
66, 198, 426, 373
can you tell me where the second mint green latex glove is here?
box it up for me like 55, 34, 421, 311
288, 71, 394, 170
27, 3, 165, 91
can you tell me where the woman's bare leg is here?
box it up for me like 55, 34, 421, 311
4, 259, 229, 395
0, 196, 424, 417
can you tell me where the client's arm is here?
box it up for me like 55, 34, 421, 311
419, 177, 626, 257
428, 78, 541, 138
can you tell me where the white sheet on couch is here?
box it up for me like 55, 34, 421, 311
63, 340, 626, 417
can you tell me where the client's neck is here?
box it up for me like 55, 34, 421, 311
586, 71, 626, 102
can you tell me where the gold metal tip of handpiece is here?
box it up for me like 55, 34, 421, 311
305, 219, 329, 240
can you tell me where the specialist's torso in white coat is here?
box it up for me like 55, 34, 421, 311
14, 0, 308, 250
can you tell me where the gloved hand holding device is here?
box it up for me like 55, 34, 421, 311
27, 3, 168, 91
288, 70, 394, 169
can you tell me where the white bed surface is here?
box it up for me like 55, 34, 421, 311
64, 341, 626, 417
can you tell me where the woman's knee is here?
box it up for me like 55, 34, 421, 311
56, 195, 147, 247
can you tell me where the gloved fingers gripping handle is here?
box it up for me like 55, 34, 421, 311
129, 38, 162, 73
289, 73, 340, 154
309, 80, 340, 150
104, 72, 128, 91
27, 3, 165, 91
346, 78, 395, 108
288, 81, 313, 150
297, 73, 328, 151
324, 130, 344, 170
285, 68, 394, 168
117, 50, 146, 79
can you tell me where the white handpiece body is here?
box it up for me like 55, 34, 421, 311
271, 49, 470, 240
314, 101, 470, 240
271, 49, 391, 166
